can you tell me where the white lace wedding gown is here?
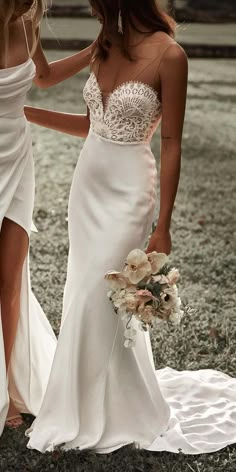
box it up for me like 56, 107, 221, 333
0, 24, 56, 436
27, 60, 236, 453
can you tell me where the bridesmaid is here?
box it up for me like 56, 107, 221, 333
0, 0, 93, 431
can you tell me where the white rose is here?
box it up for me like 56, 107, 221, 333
124, 328, 137, 338
112, 289, 127, 309
167, 268, 180, 285
137, 304, 155, 324
169, 309, 183, 324
124, 339, 136, 348
124, 294, 139, 313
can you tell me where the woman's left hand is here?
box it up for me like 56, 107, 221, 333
146, 229, 172, 255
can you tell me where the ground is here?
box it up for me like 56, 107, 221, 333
0, 55, 236, 471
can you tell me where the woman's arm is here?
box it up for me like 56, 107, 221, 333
32, 30, 94, 89
147, 44, 188, 254
24, 106, 90, 138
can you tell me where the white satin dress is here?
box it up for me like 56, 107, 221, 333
0, 27, 56, 436
27, 62, 236, 453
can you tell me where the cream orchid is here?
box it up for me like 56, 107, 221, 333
146, 251, 168, 274
105, 270, 128, 290
124, 249, 152, 284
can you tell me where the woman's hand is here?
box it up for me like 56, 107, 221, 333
146, 229, 172, 255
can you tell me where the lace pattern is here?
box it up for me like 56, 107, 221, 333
83, 72, 162, 144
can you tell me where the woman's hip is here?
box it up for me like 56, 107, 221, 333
72, 131, 157, 201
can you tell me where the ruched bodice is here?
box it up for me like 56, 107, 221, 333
0, 58, 35, 118
0, 57, 36, 230
83, 72, 162, 144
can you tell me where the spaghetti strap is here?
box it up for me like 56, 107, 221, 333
91, 38, 177, 96
130, 40, 176, 83
154, 41, 177, 79
134, 53, 165, 82
21, 17, 31, 58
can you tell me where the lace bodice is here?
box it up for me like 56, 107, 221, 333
83, 72, 162, 144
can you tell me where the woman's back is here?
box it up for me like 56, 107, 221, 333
0, 18, 35, 119
0, 17, 33, 69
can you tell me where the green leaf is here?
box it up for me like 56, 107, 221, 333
158, 264, 172, 276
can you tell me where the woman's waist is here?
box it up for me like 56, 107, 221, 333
0, 108, 25, 119
0, 98, 26, 118
83, 131, 156, 168
0, 119, 31, 161
89, 118, 158, 146
80, 130, 157, 182
87, 129, 152, 149
0, 115, 28, 134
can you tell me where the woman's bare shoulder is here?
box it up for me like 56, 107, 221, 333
142, 31, 187, 70
147, 30, 175, 44
160, 41, 188, 69
158, 41, 188, 84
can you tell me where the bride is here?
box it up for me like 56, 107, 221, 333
25, 0, 236, 454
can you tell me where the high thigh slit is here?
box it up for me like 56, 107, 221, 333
0, 19, 56, 436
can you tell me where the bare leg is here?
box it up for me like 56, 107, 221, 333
0, 218, 29, 427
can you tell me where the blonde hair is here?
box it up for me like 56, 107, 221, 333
0, 0, 48, 66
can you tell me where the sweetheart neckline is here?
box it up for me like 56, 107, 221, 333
90, 72, 161, 114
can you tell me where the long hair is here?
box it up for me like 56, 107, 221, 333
89, 0, 176, 61
0, 0, 48, 66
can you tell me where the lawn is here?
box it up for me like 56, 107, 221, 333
0, 56, 235, 471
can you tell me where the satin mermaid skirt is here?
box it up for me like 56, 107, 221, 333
0, 116, 56, 435
27, 131, 236, 454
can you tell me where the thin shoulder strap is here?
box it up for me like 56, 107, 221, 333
133, 39, 176, 83
134, 53, 164, 82
21, 17, 31, 57
154, 40, 177, 80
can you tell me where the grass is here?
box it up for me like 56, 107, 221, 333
1, 422, 236, 471
0, 57, 236, 471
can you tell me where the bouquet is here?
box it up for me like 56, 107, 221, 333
105, 249, 183, 348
